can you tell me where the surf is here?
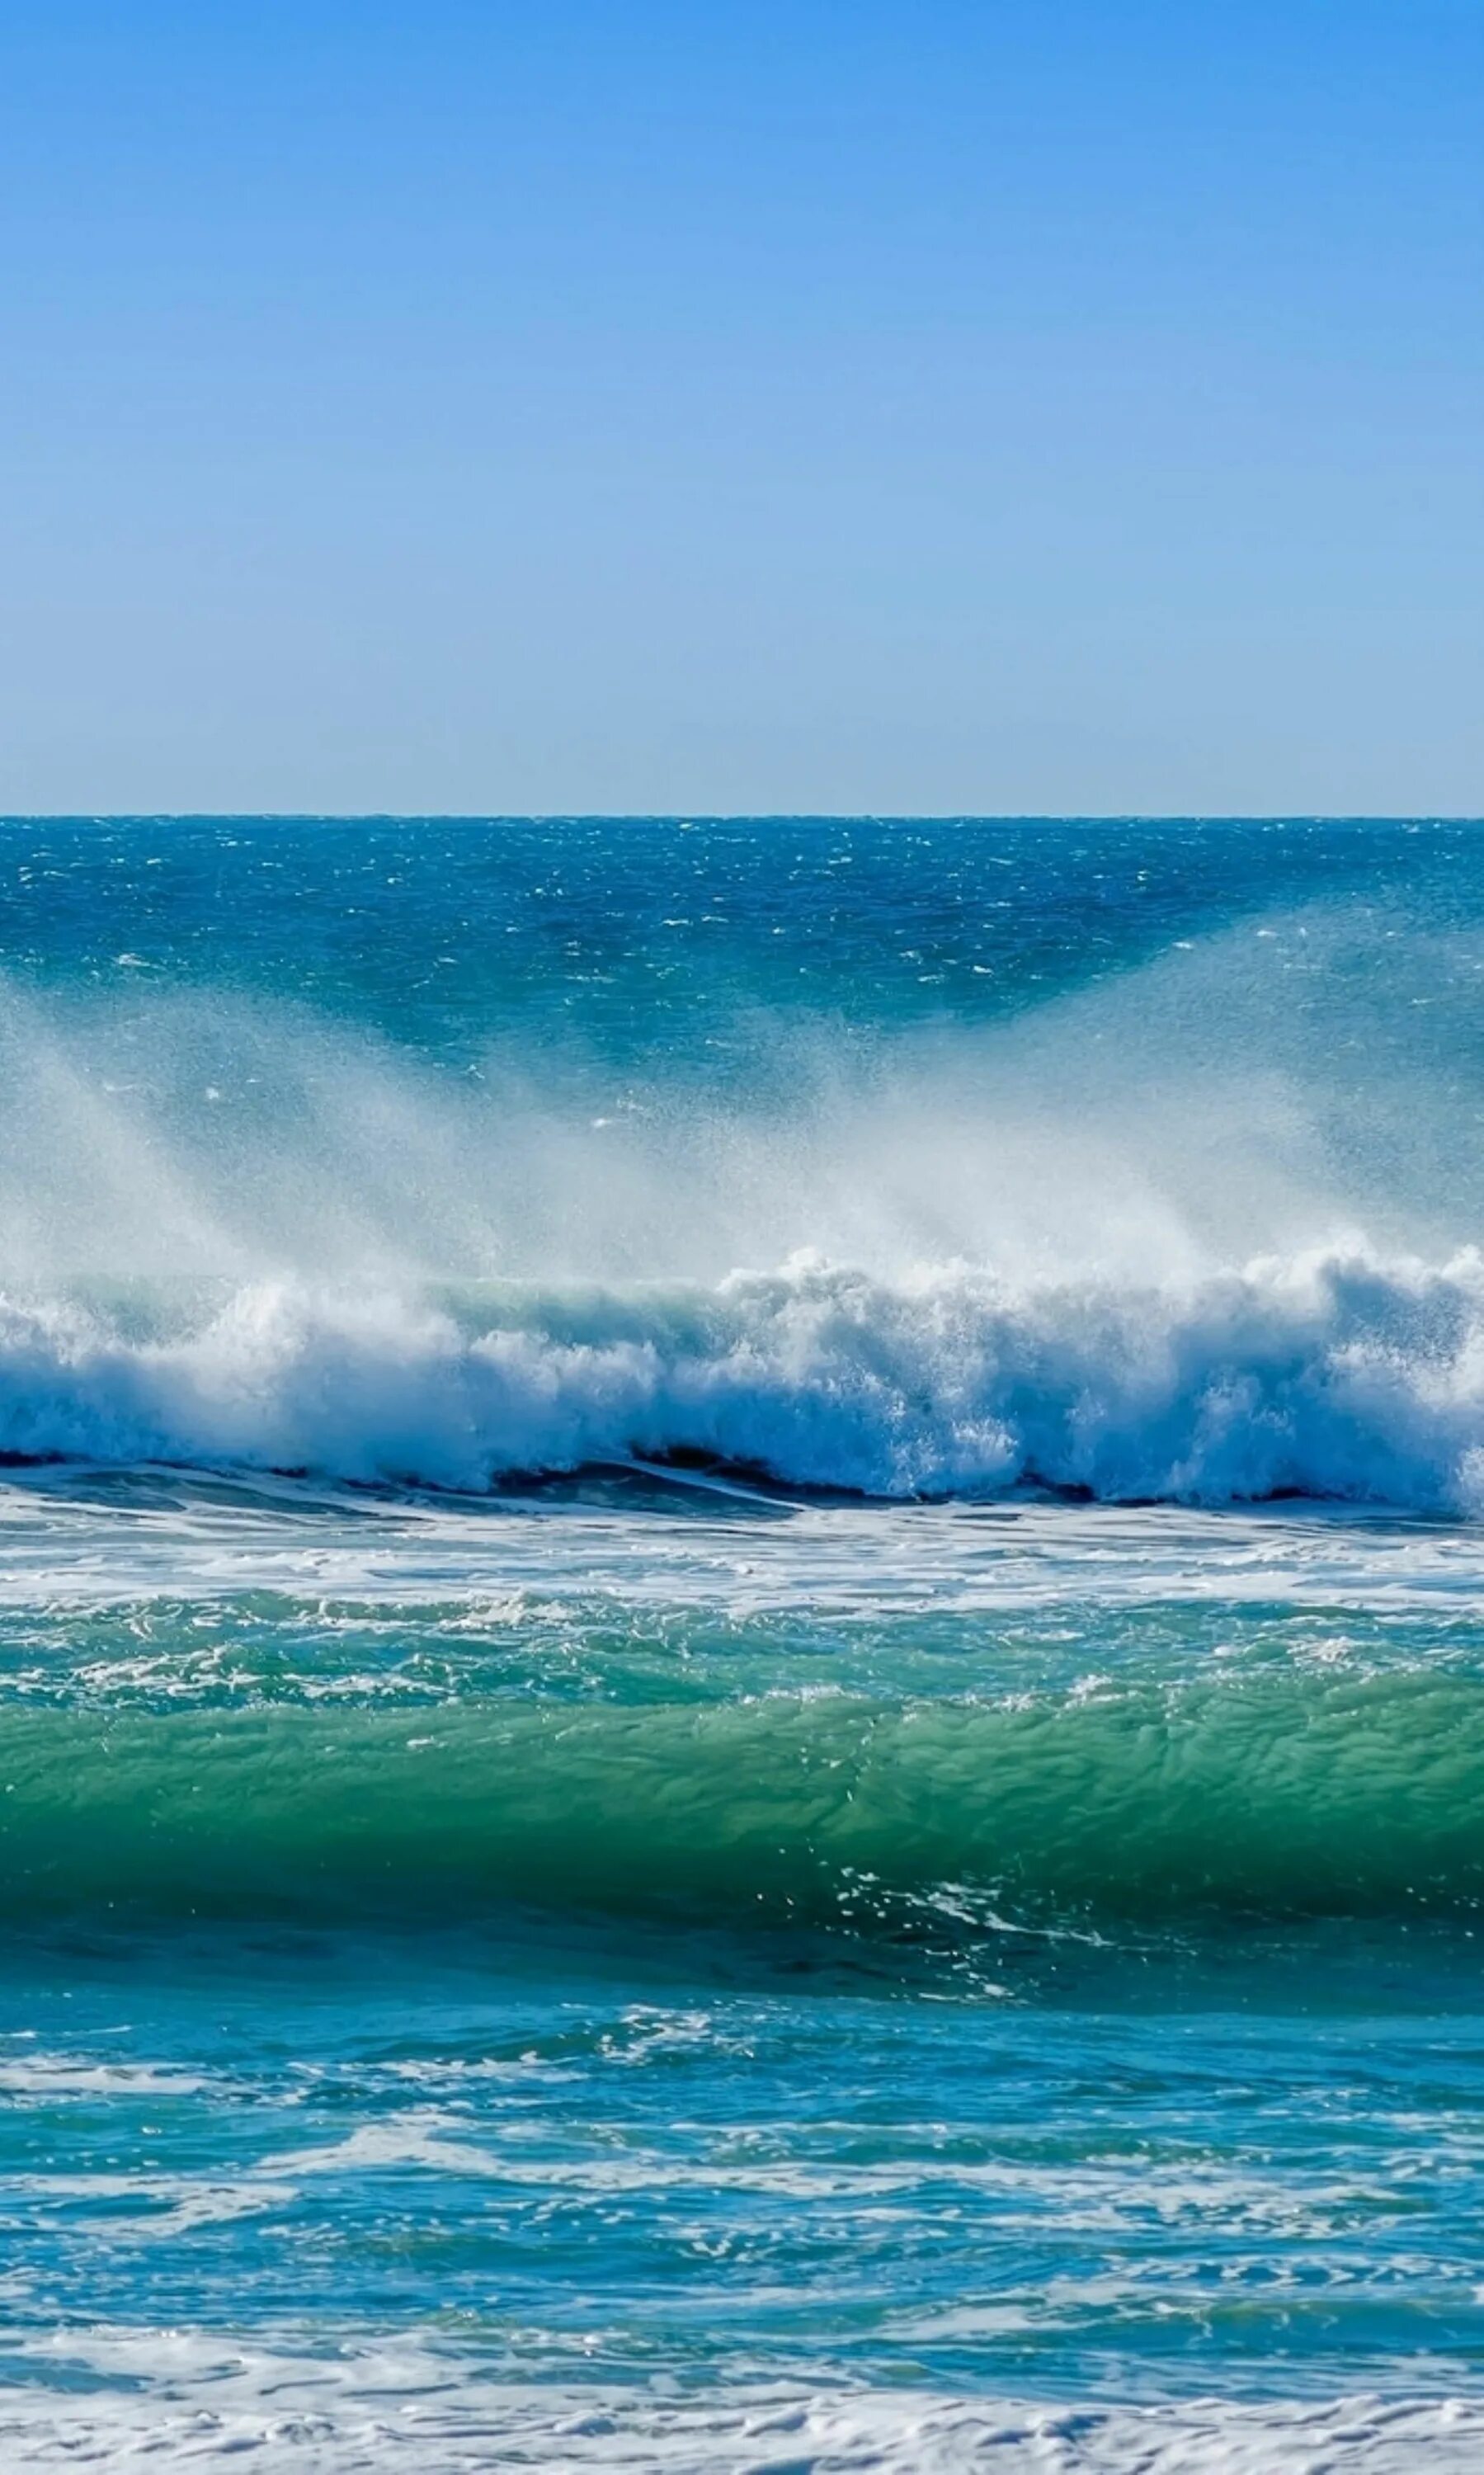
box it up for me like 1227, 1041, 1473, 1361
2, 1243, 1484, 1509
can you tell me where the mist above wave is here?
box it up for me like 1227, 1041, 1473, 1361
0, 906, 1481, 1506
0, 893, 1472, 1294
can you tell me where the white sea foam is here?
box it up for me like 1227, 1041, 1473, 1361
2, 1243, 1484, 1508
1, 2335, 1480, 2471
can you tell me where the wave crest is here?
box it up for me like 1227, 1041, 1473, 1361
2, 1245, 1484, 1508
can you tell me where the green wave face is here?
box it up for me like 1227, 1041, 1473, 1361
6, 1665, 1483, 1931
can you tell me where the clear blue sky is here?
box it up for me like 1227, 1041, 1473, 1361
2, 0, 1479, 813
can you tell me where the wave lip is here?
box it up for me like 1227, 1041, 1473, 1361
3, 1245, 1484, 1510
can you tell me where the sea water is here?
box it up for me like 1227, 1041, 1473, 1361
2, 817, 1483, 2468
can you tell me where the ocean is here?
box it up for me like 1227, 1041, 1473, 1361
2, 815, 1484, 2470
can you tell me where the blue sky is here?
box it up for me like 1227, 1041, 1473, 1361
2, 0, 1479, 813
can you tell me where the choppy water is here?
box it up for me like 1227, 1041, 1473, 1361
3, 817, 1484, 2468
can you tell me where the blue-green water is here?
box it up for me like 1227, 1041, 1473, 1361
3, 818, 1484, 2468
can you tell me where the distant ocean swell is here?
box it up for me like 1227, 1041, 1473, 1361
6, 1666, 1483, 1928
4, 1243, 1484, 1508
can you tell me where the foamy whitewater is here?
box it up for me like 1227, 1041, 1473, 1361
9, 1245, 1484, 1506
5, 818, 1484, 2469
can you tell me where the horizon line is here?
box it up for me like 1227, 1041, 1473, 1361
2, 810, 1482, 827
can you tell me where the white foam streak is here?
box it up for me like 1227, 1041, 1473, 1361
2, 2333, 1481, 2472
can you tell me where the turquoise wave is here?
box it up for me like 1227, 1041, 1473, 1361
5, 1665, 1482, 1930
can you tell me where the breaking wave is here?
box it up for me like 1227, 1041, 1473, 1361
3, 1243, 1484, 1508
